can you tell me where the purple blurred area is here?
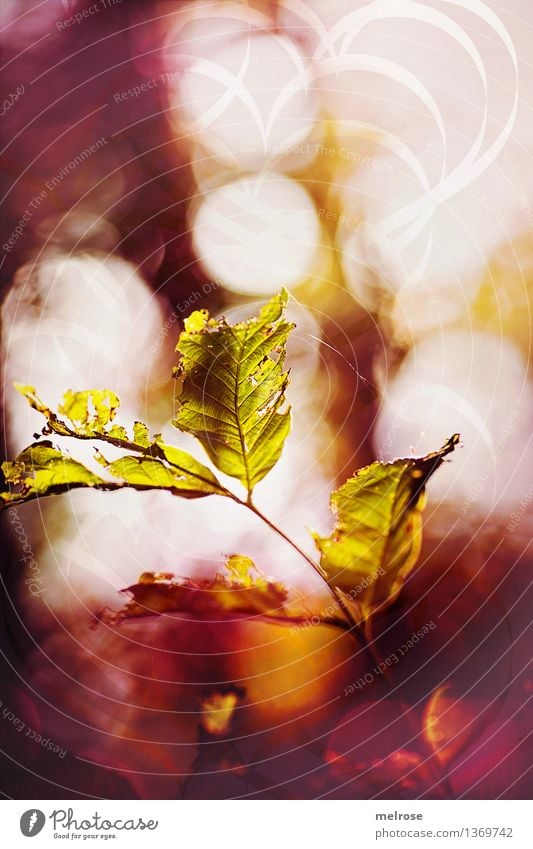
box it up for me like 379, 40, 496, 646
0, 0, 531, 801
1, 0, 204, 305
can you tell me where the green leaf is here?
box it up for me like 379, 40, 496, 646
173, 289, 294, 496
313, 435, 460, 623
96, 452, 223, 498
2, 386, 229, 508
14, 384, 120, 438
58, 388, 119, 431
0, 439, 227, 507
132, 421, 150, 447
1, 442, 107, 505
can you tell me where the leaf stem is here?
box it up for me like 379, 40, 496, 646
238, 498, 427, 753
242, 499, 366, 642
245, 501, 327, 576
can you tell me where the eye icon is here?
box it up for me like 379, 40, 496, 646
20, 810, 46, 837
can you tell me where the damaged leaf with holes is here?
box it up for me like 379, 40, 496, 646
3, 385, 228, 504
1, 442, 107, 506
173, 288, 293, 497
313, 436, 460, 625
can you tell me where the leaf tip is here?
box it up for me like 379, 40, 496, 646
439, 433, 461, 458
13, 382, 35, 397
183, 309, 209, 335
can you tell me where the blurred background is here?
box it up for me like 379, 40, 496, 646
0, 0, 531, 800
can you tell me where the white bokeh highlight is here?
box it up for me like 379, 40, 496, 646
174, 30, 319, 173
374, 331, 533, 514
191, 174, 321, 295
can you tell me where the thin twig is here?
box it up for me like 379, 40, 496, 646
241, 499, 372, 651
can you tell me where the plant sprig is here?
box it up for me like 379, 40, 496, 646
1, 290, 459, 647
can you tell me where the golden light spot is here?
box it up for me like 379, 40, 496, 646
200, 692, 239, 737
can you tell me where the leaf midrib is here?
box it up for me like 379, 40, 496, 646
228, 324, 253, 496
